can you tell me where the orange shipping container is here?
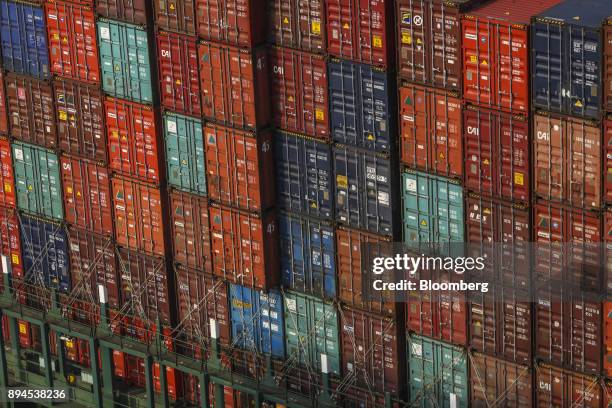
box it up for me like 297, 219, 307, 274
169, 190, 211, 272
195, 0, 266, 47
204, 123, 275, 212
45, 0, 99, 83
209, 204, 279, 290
112, 177, 166, 257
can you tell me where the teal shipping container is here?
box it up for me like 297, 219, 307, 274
408, 335, 469, 408
283, 291, 340, 375
163, 111, 206, 195
12, 141, 63, 221
402, 170, 464, 244
97, 19, 153, 103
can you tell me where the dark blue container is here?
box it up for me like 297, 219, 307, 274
229, 284, 285, 358
328, 59, 395, 152
20, 215, 69, 291
0, 0, 49, 79
333, 145, 396, 237
275, 131, 333, 220
279, 212, 336, 299
531, 0, 612, 119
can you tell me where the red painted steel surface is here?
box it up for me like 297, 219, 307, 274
155, 0, 197, 34
169, 190, 211, 272
470, 354, 532, 407
96, 0, 146, 24
195, 0, 266, 47
270, 0, 325, 53
0, 206, 22, 279
536, 364, 601, 407
0, 138, 15, 208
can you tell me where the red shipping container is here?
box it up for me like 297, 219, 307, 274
169, 190, 211, 272
195, 0, 266, 47
105, 97, 160, 184
534, 113, 602, 209
399, 83, 462, 179
117, 248, 172, 326
199, 41, 270, 130
0, 71, 9, 135
96, 0, 146, 25
0, 138, 15, 208
209, 203, 279, 290
17, 320, 32, 349
604, 301, 612, 378
270, 47, 329, 140
112, 177, 166, 257
464, 106, 529, 203
157, 32, 200, 117
61, 156, 113, 235
53, 78, 106, 162
45, 0, 99, 83
175, 265, 230, 347
470, 354, 532, 407
604, 20, 612, 113
326, 0, 393, 68
336, 226, 397, 317
461, 1, 562, 112
204, 123, 275, 212
270, 0, 326, 53
0, 206, 22, 279
67, 227, 119, 309
605, 118, 612, 205
536, 364, 601, 407
155, 0, 196, 34
153, 364, 180, 400
6, 74, 57, 149
339, 305, 405, 396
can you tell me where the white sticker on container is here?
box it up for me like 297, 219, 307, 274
378, 191, 389, 206
14, 148, 23, 161
262, 309, 269, 317
48, 14, 57, 20
262, 321, 270, 329
411, 343, 423, 357
270, 311, 278, 319
286, 298, 296, 312
271, 323, 279, 332
405, 178, 417, 192
100, 26, 110, 41
167, 120, 177, 134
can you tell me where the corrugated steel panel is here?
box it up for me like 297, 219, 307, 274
45, 0, 99, 83
270, 0, 325, 53
6, 73, 57, 149
0, 137, 15, 208
155, 0, 196, 35
205, 123, 274, 211
334, 145, 395, 236
402, 170, 464, 243
604, 301, 612, 378
0, 206, 22, 279
199, 41, 270, 130
279, 212, 335, 299
98, 19, 152, 103
470, 354, 532, 407
96, 0, 146, 25
605, 118, 612, 205
163, 111, 206, 195
605, 21, 612, 113
229, 283, 285, 358
53, 78, 106, 162
12, 141, 63, 221
0, 0, 50, 79
0, 71, 9, 135
536, 364, 601, 407
275, 131, 332, 219
328, 59, 395, 152
195, 0, 266, 47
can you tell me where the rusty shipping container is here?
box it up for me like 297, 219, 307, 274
0, 71, 8, 135
209, 203, 279, 290
326, 0, 393, 68
199, 41, 270, 130
339, 305, 405, 397
0, 138, 15, 208
53, 78, 106, 162
464, 106, 529, 203
534, 113, 603, 209
67, 227, 119, 309
399, 83, 462, 179
204, 123, 275, 212
270, 47, 329, 140
269, 0, 325, 53
536, 364, 601, 407
397, 0, 483, 91
605, 118, 612, 205
105, 97, 161, 184
462, 0, 563, 113
45, 0, 99, 83
470, 354, 532, 407
96, 0, 146, 25
169, 190, 211, 273
61, 156, 112, 236
157, 31, 201, 117
6, 73, 57, 149
112, 176, 166, 258
156, 0, 196, 34
196, 0, 267, 47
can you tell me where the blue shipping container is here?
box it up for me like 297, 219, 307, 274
279, 212, 336, 299
20, 215, 70, 291
531, 0, 612, 119
229, 284, 285, 358
275, 131, 333, 220
334, 145, 395, 236
0, 0, 49, 79
328, 59, 394, 152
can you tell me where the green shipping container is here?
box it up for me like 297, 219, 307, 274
163, 112, 206, 195
283, 291, 340, 375
402, 170, 464, 244
408, 335, 468, 408
12, 142, 63, 220
97, 19, 152, 103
